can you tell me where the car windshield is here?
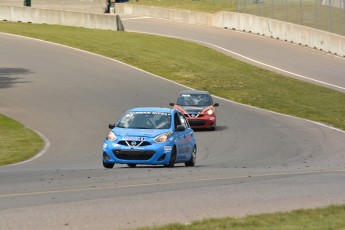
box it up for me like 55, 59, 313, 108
177, 94, 212, 106
117, 111, 171, 129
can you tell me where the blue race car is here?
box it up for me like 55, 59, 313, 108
102, 107, 197, 168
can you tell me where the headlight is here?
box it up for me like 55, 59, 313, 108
206, 109, 213, 115
107, 131, 117, 141
153, 133, 168, 143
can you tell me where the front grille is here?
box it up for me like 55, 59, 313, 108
118, 141, 151, 147
112, 149, 155, 160
184, 113, 205, 118
188, 120, 207, 127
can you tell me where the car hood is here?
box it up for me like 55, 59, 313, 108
113, 128, 169, 138
179, 106, 207, 111
177, 106, 212, 114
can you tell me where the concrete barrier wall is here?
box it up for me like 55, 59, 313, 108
215, 11, 345, 57
116, 4, 345, 57
121, 5, 213, 26
0, 5, 118, 30
0, 0, 105, 13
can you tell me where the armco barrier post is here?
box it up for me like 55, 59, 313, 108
24, 0, 31, 6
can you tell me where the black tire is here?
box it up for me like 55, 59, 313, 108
209, 126, 216, 131
103, 161, 114, 169
185, 146, 196, 167
166, 146, 176, 167
127, 164, 137, 168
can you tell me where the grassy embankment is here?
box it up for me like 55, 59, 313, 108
0, 114, 43, 165
138, 204, 345, 230
126, 0, 235, 13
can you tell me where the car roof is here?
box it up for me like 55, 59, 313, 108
179, 90, 210, 95
128, 107, 174, 113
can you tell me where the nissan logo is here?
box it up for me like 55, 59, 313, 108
131, 141, 137, 146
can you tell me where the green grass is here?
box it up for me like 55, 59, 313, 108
126, 0, 236, 14
0, 114, 43, 166
137, 205, 345, 230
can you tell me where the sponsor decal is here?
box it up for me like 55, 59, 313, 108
123, 136, 145, 141
128, 111, 170, 116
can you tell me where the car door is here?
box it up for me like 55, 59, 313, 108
174, 112, 187, 161
175, 112, 193, 161
178, 112, 194, 158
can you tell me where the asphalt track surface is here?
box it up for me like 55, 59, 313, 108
1, 16, 345, 230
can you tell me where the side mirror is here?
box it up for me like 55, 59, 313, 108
169, 102, 175, 106
176, 125, 185, 132
108, 123, 115, 129
214, 103, 219, 107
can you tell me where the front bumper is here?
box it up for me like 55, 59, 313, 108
102, 140, 173, 165
187, 116, 216, 129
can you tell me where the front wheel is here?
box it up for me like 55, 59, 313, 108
185, 146, 196, 167
166, 146, 176, 167
103, 161, 114, 169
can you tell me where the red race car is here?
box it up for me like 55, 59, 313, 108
170, 90, 219, 130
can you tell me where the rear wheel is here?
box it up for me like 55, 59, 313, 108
103, 161, 114, 169
185, 146, 196, 167
127, 164, 137, 168
166, 146, 176, 167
